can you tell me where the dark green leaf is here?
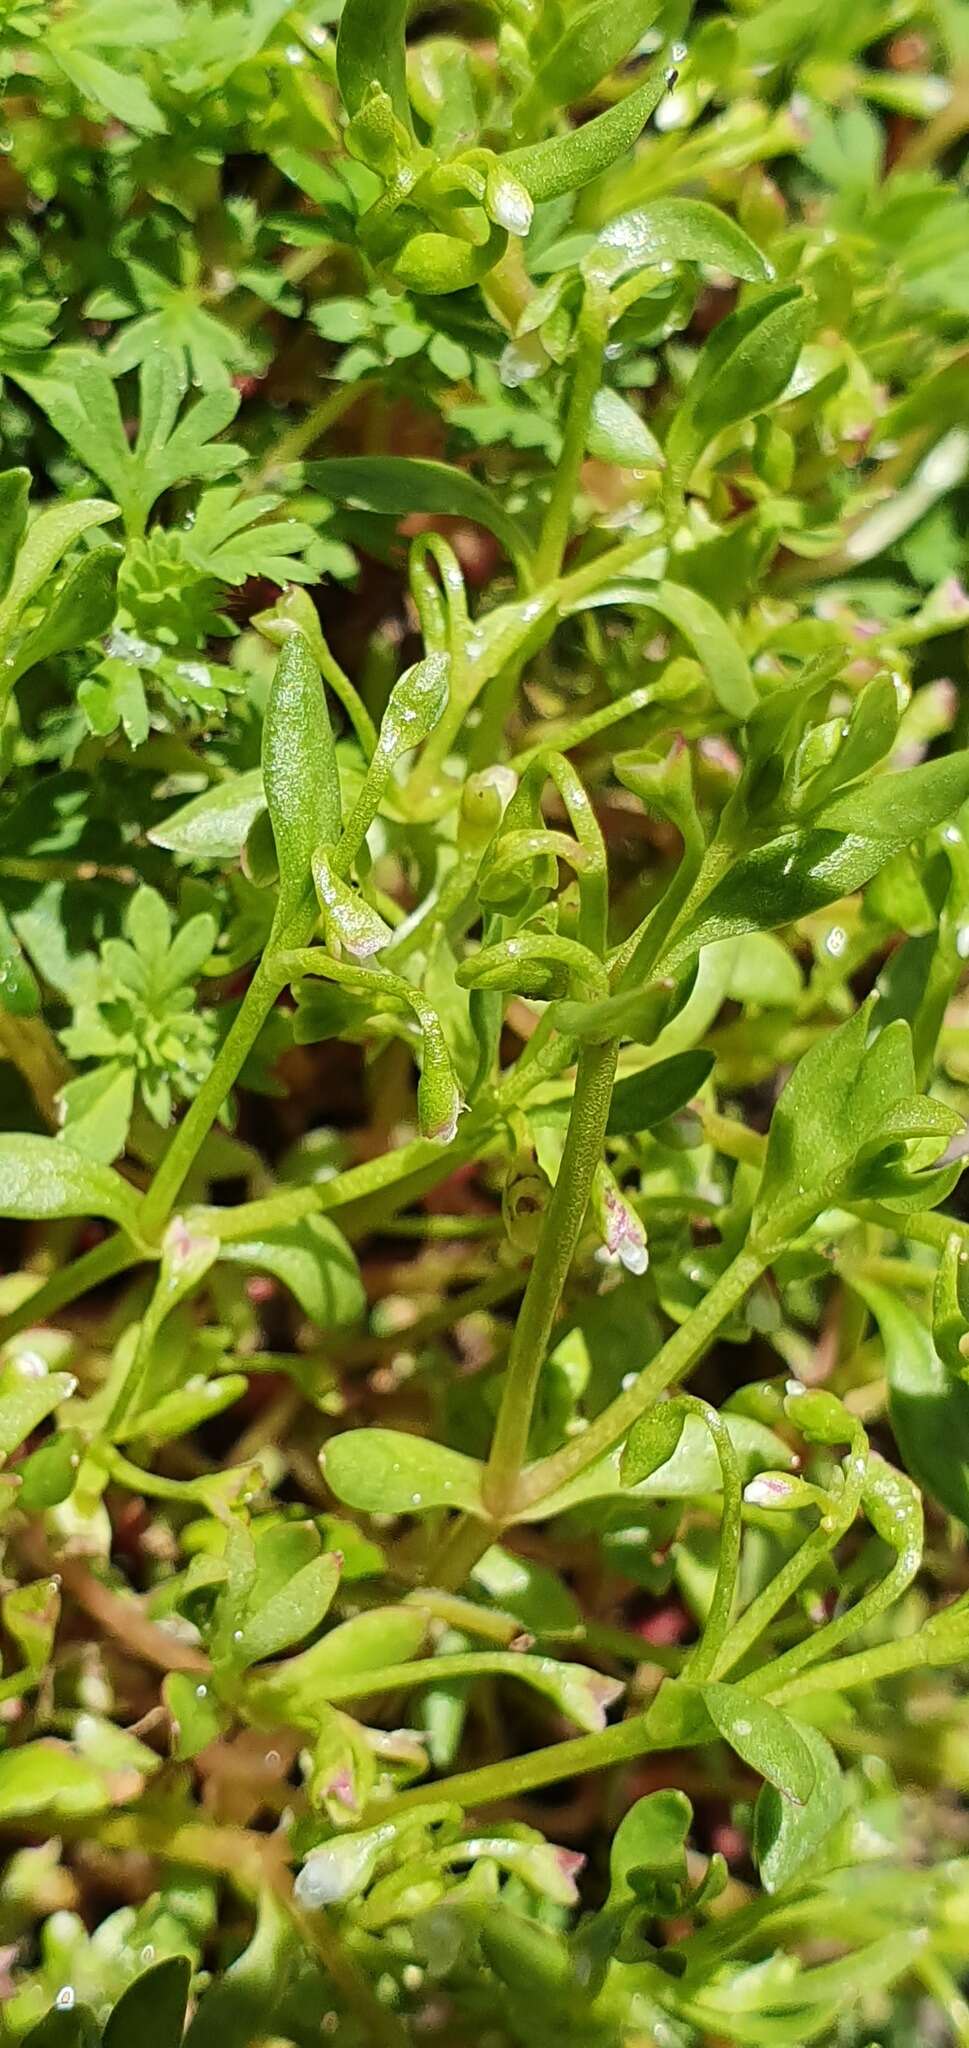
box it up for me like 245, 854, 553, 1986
305, 456, 532, 571
607, 1050, 714, 1134
668, 754, 969, 967
23, 2008, 100, 2048
6, 547, 119, 686
754, 1723, 845, 1891
103, 1957, 192, 2048
337, 0, 412, 131
666, 287, 809, 485
0, 466, 29, 600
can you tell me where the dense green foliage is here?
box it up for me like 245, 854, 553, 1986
1, 0, 969, 2042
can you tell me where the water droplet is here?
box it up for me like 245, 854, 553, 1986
55, 1989, 75, 2011
957, 927, 969, 960
825, 926, 847, 957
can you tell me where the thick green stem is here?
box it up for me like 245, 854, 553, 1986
483, 1038, 619, 1518
426, 1510, 498, 1593
375, 1710, 661, 1817
518, 1242, 767, 1510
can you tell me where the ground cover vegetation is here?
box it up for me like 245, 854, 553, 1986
1, 0, 969, 2041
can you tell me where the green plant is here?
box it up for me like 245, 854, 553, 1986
2, 1, 969, 2043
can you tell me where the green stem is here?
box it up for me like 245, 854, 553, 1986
483, 1037, 619, 1518
278, 1887, 412, 2048
535, 286, 608, 585
765, 1618, 963, 1703
426, 1511, 498, 1593
510, 679, 658, 768
0, 1233, 143, 1348
917, 1953, 969, 2048
743, 1538, 920, 1698
374, 1710, 661, 1816
254, 379, 373, 485
711, 1426, 868, 1683
140, 914, 313, 1239
518, 1242, 766, 1510
680, 1399, 742, 1684
194, 1114, 505, 1242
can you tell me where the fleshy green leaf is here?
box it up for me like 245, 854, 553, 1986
0, 1133, 143, 1233
216, 1215, 364, 1328
586, 389, 664, 468
592, 198, 772, 285
5, 547, 119, 687
261, 631, 341, 921
323, 1428, 486, 1518
521, 1413, 794, 1519
754, 1723, 845, 1891
504, 60, 671, 203
233, 1551, 341, 1667
337, 0, 413, 131
0, 1360, 77, 1463
701, 1683, 817, 1805
519, 0, 663, 113
247, 1606, 428, 1728
148, 770, 266, 862
608, 1788, 692, 1902
0, 496, 119, 644
621, 1402, 686, 1485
